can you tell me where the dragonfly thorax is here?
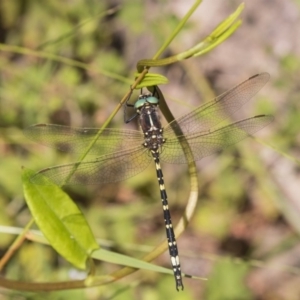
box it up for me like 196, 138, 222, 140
136, 95, 165, 151
143, 128, 165, 151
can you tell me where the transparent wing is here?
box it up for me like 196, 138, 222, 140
30, 147, 152, 185
161, 115, 274, 164
164, 73, 270, 137
24, 124, 143, 156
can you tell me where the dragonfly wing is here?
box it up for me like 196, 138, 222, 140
30, 147, 151, 186
164, 73, 270, 137
161, 115, 273, 164
24, 124, 143, 156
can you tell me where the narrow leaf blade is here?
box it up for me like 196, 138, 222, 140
93, 248, 173, 275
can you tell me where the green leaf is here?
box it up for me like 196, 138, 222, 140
22, 168, 99, 269
134, 73, 168, 89
177, 3, 244, 59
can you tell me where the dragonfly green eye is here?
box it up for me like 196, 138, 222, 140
146, 96, 159, 104
134, 95, 159, 109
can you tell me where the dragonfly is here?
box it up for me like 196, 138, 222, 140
24, 72, 273, 290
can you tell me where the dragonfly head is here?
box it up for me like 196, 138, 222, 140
134, 94, 159, 110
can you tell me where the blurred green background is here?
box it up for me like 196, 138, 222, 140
1, 0, 300, 299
